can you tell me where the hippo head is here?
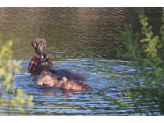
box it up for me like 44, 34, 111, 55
31, 38, 46, 54
36, 71, 58, 87
59, 77, 93, 91
38, 53, 49, 62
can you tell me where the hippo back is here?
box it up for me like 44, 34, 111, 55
34, 60, 54, 74
50, 69, 87, 81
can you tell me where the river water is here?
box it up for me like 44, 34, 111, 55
0, 7, 163, 116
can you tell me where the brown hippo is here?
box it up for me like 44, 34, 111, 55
36, 71, 94, 91
55, 77, 94, 91
28, 38, 55, 74
29, 38, 87, 81
36, 71, 58, 87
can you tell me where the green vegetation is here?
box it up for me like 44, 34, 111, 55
79, 7, 164, 115
1, 7, 164, 115
111, 7, 164, 115
0, 36, 33, 114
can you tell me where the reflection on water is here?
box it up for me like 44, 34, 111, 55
0, 7, 163, 59
0, 59, 161, 116
0, 59, 128, 116
0, 7, 163, 115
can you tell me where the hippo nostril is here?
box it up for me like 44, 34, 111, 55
40, 54, 44, 61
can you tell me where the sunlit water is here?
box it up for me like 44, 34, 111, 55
0, 7, 163, 116
0, 58, 162, 116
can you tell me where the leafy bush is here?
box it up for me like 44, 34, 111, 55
113, 7, 164, 115
0, 36, 33, 114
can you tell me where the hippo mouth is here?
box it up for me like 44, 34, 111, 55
31, 39, 46, 54
39, 53, 49, 61
36, 43, 45, 54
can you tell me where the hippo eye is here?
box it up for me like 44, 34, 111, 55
71, 82, 74, 86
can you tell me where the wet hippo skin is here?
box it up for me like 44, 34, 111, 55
36, 71, 93, 91
29, 38, 87, 81
55, 77, 93, 91
28, 38, 55, 74
34, 59, 87, 81
50, 69, 87, 81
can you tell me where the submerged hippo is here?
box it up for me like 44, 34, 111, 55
56, 77, 93, 91
34, 60, 87, 81
29, 38, 87, 81
36, 71, 94, 91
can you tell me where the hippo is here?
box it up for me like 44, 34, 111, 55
36, 71, 94, 91
29, 38, 87, 81
56, 77, 94, 91
28, 38, 55, 74
36, 71, 59, 87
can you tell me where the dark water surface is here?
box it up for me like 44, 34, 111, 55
0, 7, 163, 115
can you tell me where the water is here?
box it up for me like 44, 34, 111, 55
1, 58, 161, 116
0, 7, 163, 115
1, 59, 136, 116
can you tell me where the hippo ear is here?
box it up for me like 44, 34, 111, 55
33, 43, 37, 49
32, 42, 37, 49
43, 43, 46, 48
